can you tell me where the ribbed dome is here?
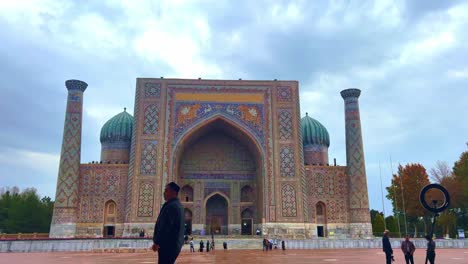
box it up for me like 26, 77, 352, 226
301, 113, 330, 147
100, 108, 133, 143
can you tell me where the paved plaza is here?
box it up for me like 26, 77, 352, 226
2, 249, 467, 263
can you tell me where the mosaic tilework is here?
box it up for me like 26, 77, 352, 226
174, 102, 265, 147
281, 184, 297, 217
137, 183, 154, 217
180, 133, 256, 172
54, 110, 82, 209
143, 104, 159, 135
78, 165, 128, 223
204, 182, 231, 198
144, 82, 161, 97
277, 86, 292, 102
305, 167, 349, 223
278, 109, 293, 140
140, 140, 157, 175
125, 84, 140, 221
105, 171, 119, 194
51, 208, 76, 224
341, 91, 370, 223
280, 146, 295, 177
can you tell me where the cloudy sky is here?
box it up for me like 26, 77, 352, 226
1, 0, 467, 215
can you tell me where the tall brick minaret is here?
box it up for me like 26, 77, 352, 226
340, 88, 372, 238
50, 80, 87, 238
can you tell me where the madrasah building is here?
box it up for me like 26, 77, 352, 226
50, 78, 372, 239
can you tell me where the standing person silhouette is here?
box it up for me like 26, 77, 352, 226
425, 235, 436, 264
152, 182, 185, 264
382, 230, 393, 264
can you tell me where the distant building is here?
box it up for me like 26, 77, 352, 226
50, 78, 371, 239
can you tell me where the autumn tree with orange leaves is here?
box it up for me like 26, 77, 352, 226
386, 163, 431, 236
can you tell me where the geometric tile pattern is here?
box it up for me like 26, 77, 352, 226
316, 173, 325, 195
125, 83, 141, 221
137, 183, 154, 217
143, 104, 159, 135
305, 167, 349, 223
174, 102, 265, 147
278, 109, 293, 140
140, 140, 157, 175
54, 111, 82, 209
280, 146, 295, 177
78, 166, 128, 224
277, 86, 292, 102
343, 96, 369, 212
144, 82, 161, 98
281, 184, 297, 217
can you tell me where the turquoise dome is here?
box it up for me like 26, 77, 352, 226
301, 113, 330, 147
100, 108, 133, 143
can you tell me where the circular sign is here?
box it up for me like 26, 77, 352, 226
419, 183, 450, 213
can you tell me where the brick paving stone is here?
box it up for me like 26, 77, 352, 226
1, 249, 467, 264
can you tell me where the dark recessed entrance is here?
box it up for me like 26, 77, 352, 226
206, 194, 228, 235
317, 226, 324, 237
104, 226, 115, 237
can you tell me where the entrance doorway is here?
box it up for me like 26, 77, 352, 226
241, 219, 253, 235
317, 226, 324, 237
103, 200, 117, 237
315, 202, 327, 238
104, 226, 115, 237
206, 194, 228, 235
241, 208, 253, 235
184, 208, 193, 235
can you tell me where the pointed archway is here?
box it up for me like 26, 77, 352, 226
173, 115, 264, 235
205, 193, 229, 235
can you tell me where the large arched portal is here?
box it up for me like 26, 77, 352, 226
174, 117, 263, 235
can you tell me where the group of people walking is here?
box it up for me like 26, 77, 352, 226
188, 237, 228, 252
383, 230, 436, 264
263, 237, 286, 251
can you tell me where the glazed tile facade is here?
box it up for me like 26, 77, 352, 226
50, 79, 372, 239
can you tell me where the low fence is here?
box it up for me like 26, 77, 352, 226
1, 238, 467, 253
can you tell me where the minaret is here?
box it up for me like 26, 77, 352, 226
340, 88, 372, 238
50, 79, 87, 238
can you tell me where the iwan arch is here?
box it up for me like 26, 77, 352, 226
50, 78, 372, 239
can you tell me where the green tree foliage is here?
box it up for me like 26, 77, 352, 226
0, 187, 54, 234
385, 216, 398, 234
372, 213, 385, 234
370, 209, 382, 224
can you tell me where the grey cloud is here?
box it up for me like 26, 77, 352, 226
1, 0, 467, 210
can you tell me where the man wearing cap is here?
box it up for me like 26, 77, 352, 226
152, 182, 185, 264
383, 230, 393, 264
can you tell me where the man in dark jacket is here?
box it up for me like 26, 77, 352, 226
401, 235, 415, 264
152, 182, 185, 264
382, 230, 393, 264
425, 235, 436, 264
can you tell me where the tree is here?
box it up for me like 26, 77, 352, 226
452, 150, 468, 231
372, 213, 385, 234
453, 151, 468, 208
370, 209, 382, 224
385, 216, 398, 235
0, 187, 54, 234
386, 163, 431, 235
437, 211, 457, 238
429, 161, 451, 183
